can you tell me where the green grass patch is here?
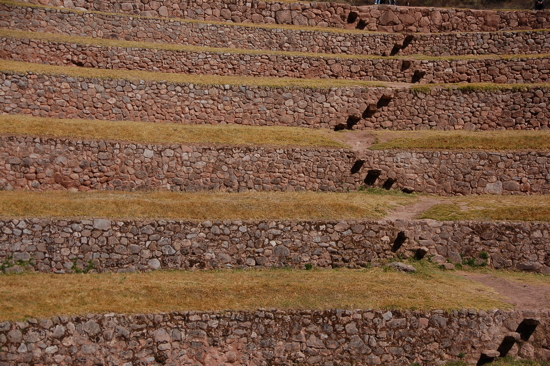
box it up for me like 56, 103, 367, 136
0, 263, 512, 321
0, 115, 348, 148
367, 130, 550, 151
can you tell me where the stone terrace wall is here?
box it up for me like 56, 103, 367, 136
0, 136, 357, 193
361, 150, 550, 195
0, 72, 375, 129
1, 218, 550, 274
4, 4, 550, 56
3, 37, 550, 84
357, 86, 550, 131
18, 0, 550, 32
2, 309, 549, 366
2, 72, 550, 131
2, 137, 550, 196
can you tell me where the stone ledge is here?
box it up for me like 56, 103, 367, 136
2, 37, 550, 84
0, 308, 548, 365
2, 73, 549, 130
4, 3, 550, 56
1, 218, 549, 273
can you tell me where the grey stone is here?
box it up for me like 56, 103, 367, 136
431, 255, 447, 264
161, 245, 176, 255
484, 181, 503, 194
441, 263, 455, 270
502, 181, 520, 191
447, 251, 462, 264
154, 328, 171, 343
148, 259, 161, 269
93, 219, 111, 230
517, 261, 542, 272
0, 322, 10, 332
273, 245, 290, 257
345, 322, 358, 334
429, 315, 447, 327
389, 262, 416, 273
52, 325, 65, 338
83, 320, 101, 336
7, 329, 22, 343
217, 253, 232, 264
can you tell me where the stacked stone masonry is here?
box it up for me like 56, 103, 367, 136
0, 309, 549, 365
0, 137, 358, 193
1, 217, 550, 274
2, 73, 549, 130
1, 137, 550, 195
3, 37, 550, 84
17, 0, 550, 32
4, 4, 550, 56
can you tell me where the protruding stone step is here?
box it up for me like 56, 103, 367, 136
477, 350, 500, 366
497, 332, 521, 357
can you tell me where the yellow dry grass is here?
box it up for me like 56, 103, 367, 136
0, 190, 418, 220
0, 59, 390, 89
419, 195, 550, 222
0, 115, 347, 148
0, 264, 511, 321
3, 29, 550, 62
366, 130, 550, 151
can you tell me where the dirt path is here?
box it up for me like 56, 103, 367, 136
460, 272, 550, 310
385, 197, 444, 220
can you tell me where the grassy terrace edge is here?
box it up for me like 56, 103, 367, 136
4, 116, 550, 151
0, 115, 348, 148
2, 191, 550, 222
420, 195, 550, 222
0, 191, 418, 221
0, 264, 517, 321
365, 130, 550, 151
0, 60, 390, 89
4, 60, 550, 91
3, 29, 550, 61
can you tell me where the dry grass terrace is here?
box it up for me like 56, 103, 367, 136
3, 60, 550, 91
1, 191, 550, 222
420, 195, 550, 222
0, 59, 391, 89
3, 116, 550, 152
0, 263, 519, 321
0, 115, 347, 148
0, 190, 417, 221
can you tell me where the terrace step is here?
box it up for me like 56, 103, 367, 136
2, 64, 549, 131
2, 32, 550, 84
14, 0, 550, 33
2, 128, 550, 195
1, 214, 549, 272
3, 3, 550, 56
